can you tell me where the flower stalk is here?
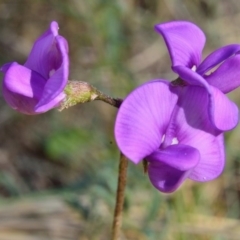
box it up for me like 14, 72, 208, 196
111, 152, 128, 240
61, 81, 127, 239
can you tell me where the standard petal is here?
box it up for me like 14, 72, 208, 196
197, 44, 240, 75
168, 86, 225, 181
24, 21, 64, 79
205, 54, 240, 93
155, 21, 205, 68
2, 63, 46, 114
114, 80, 178, 164
147, 144, 200, 193
34, 36, 69, 112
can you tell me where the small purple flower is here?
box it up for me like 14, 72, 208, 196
0, 21, 69, 114
114, 21, 240, 193
115, 80, 224, 193
155, 21, 240, 131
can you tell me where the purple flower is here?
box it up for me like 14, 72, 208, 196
114, 21, 240, 193
0, 21, 69, 114
155, 21, 240, 131
115, 80, 224, 193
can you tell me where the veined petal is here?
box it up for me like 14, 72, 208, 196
208, 85, 239, 131
189, 134, 224, 181
1, 63, 46, 114
2, 62, 46, 99
147, 144, 200, 193
197, 44, 240, 75
155, 21, 205, 68
168, 86, 225, 181
205, 55, 240, 93
173, 65, 210, 90
114, 80, 178, 164
34, 36, 69, 112
173, 66, 238, 131
24, 21, 65, 79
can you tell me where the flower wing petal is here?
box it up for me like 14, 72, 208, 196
2, 62, 46, 98
174, 66, 238, 131
209, 85, 239, 131
147, 144, 200, 193
1, 62, 46, 114
155, 21, 205, 68
189, 134, 224, 181
205, 55, 240, 93
114, 80, 178, 164
197, 44, 240, 75
173, 65, 210, 89
169, 86, 225, 181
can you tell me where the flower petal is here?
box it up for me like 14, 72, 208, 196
173, 65, 210, 90
197, 44, 240, 75
155, 21, 205, 68
205, 54, 240, 93
24, 21, 65, 79
173, 66, 239, 131
208, 85, 239, 131
147, 144, 200, 193
1, 62, 46, 114
35, 92, 65, 113
189, 134, 224, 181
168, 86, 225, 181
114, 80, 178, 164
34, 35, 69, 112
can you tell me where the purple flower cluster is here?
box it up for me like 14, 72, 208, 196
115, 21, 240, 193
1, 20, 240, 193
0, 21, 69, 114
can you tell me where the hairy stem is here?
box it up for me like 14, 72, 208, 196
95, 90, 123, 108
111, 153, 128, 240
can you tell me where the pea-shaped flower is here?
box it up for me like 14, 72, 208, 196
155, 21, 240, 131
115, 80, 224, 193
0, 21, 69, 114
115, 21, 240, 193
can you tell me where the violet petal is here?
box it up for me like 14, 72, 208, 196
155, 21, 205, 68
147, 144, 200, 193
34, 35, 69, 112
169, 86, 225, 181
24, 21, 63, 79
189, 134, 225, 181
208, 85, 239, 131
2, 63, 46, 114
114, 80, 178, 164
173, 65, 210, 90
205, 54, 240, 93
197, 44, 240, 75
173, 66, 238, 131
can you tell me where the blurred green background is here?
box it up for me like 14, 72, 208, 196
1, 0, 240, 239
